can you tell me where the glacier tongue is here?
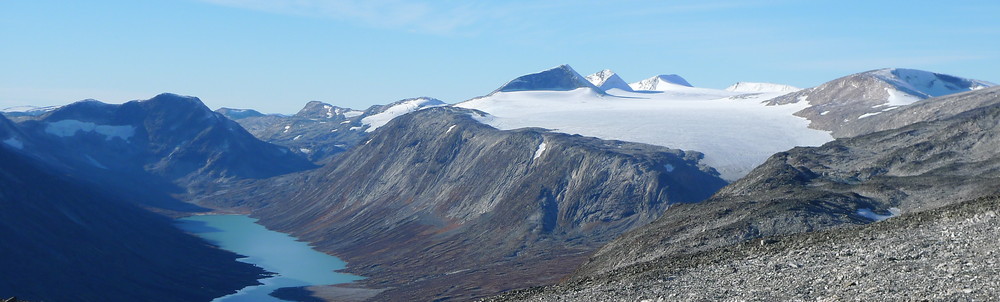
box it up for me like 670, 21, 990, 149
456, 88, 830, 181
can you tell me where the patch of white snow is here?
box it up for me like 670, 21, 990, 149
45, 120, 135, 141
3, 137, 24, 149
84, 155, 108, 169
533, 142, 547, 160
884, 88, 922, 106
857, 208, 901, 221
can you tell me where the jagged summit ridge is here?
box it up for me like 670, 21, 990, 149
725, 82, 800, 93
629, 74, 693, 91
494, 65, 606, 94
585, 69, 634, 91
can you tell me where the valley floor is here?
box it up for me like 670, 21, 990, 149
490, 195, 1000, 301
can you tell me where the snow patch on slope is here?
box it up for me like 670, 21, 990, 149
361, 98, 446, 132
533, 142, 547, 160
45, 120, 136, 141
3, 137, 24, 150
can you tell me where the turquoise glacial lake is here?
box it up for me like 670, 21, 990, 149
176, 214, 361, 302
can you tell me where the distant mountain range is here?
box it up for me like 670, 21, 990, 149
2, 64, 996, 302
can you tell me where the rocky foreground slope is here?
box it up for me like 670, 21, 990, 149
222, 106, 727, 301
490, 194, 1000, 301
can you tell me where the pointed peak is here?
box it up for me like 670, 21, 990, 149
586, 69, 633, 92
494, 65, 606, 94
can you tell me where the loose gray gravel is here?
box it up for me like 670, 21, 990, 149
489, 195, 1000, 301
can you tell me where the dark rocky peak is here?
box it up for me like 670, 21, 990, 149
215, 107, 266, 120
493, 64, 606, 94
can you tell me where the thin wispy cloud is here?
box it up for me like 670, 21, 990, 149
197, 0, 489, 35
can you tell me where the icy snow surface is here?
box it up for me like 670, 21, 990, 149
45, 120, 135, 141
342, 110, 364, 118
361, 98, 445, 132
456, 88, 833, 181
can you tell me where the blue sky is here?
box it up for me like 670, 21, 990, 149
2, 0, 998, 114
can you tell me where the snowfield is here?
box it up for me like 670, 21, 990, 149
456, 87, 833, 181
361, 97, 445, 132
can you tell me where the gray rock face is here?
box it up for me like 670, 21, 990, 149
568, 87, 1000, 280
767, 68, 993, 137
232, 107, 726, 301
489, 195, 1000, 301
